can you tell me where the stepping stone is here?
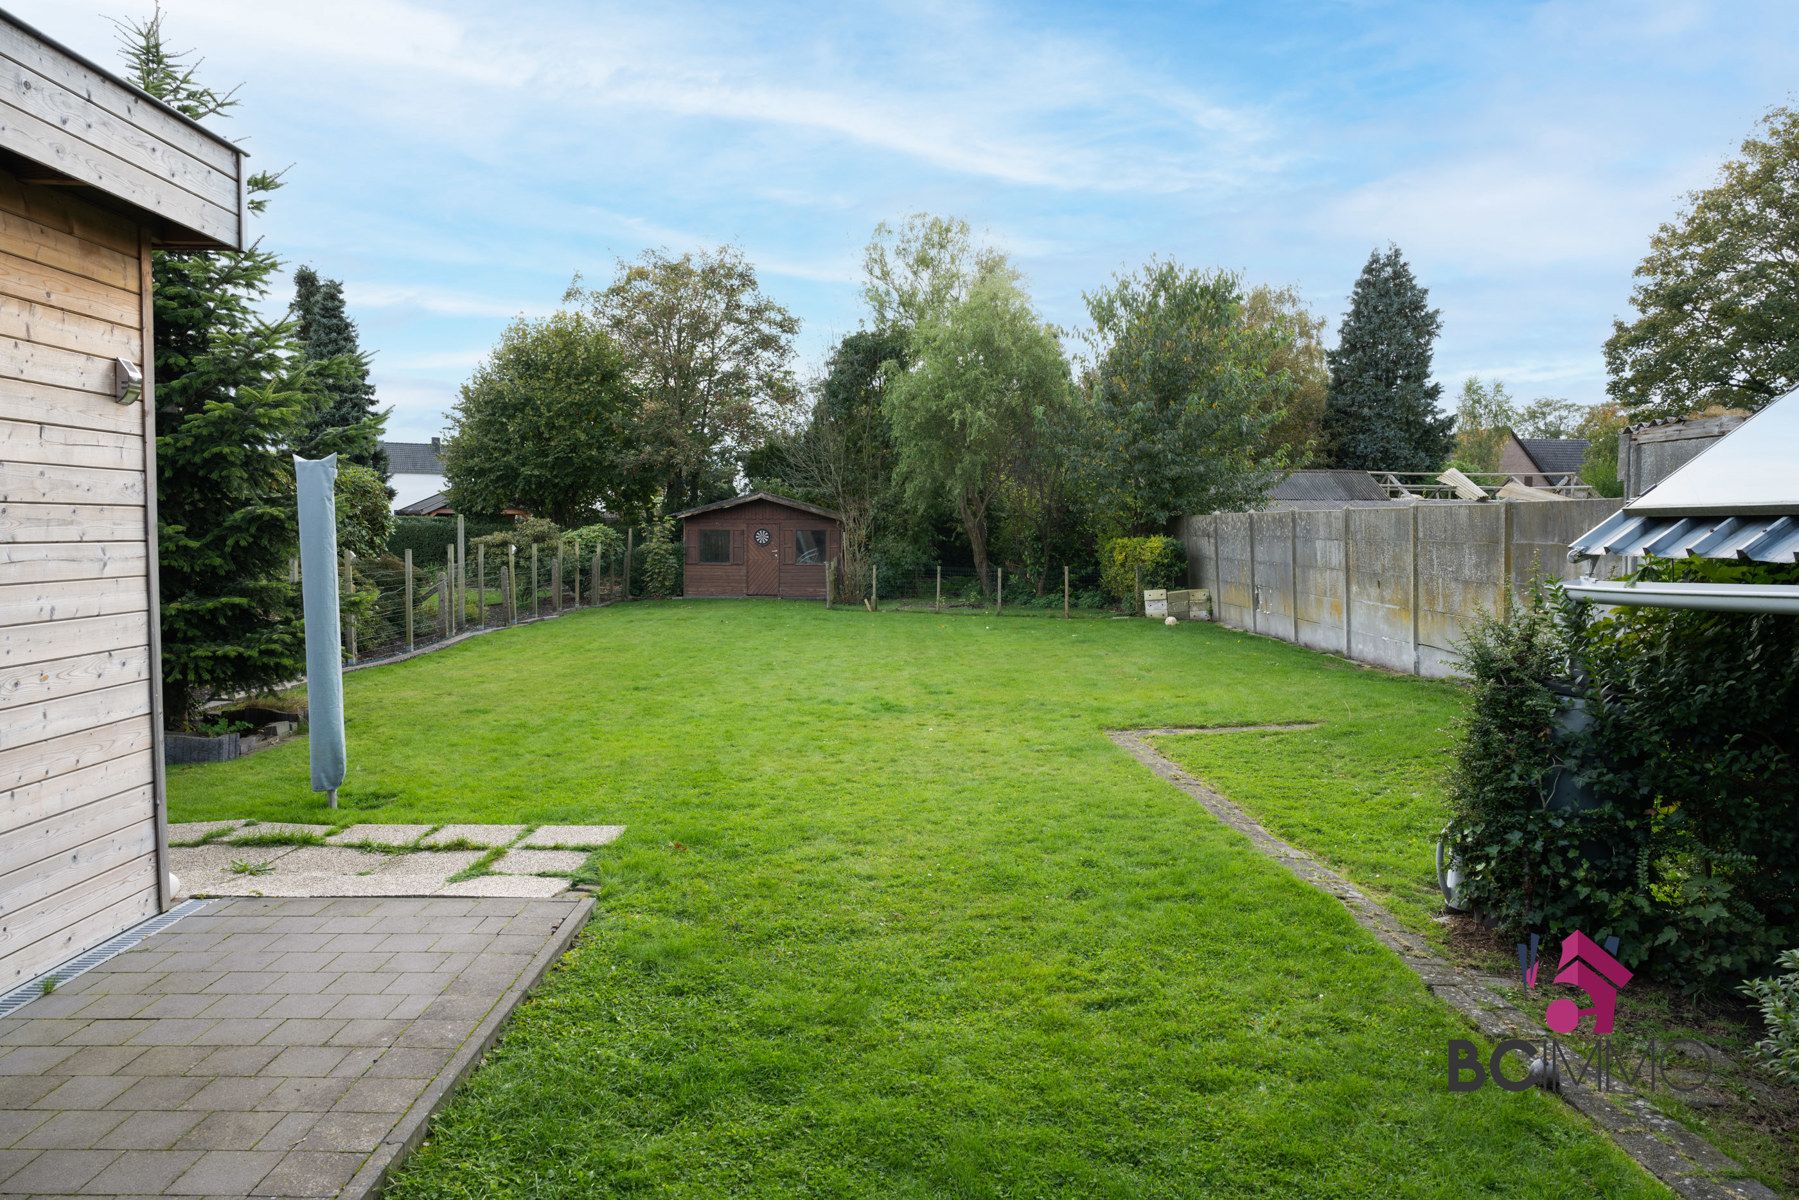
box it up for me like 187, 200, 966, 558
167, 820, 247, 846
421, 824, 526, 849
192, 847, 484, 898
492, 849, 587, 876
436, 875, 572, 898
224, 822, 335, 844
171, 844, 296, 898
519, 825, 624, 849
326, 824, 434, 848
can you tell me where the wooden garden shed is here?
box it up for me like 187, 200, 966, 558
0, 13, 246, 989
677, 492, 841, 599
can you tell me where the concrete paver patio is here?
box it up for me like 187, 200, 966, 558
0, 895, 590, 1199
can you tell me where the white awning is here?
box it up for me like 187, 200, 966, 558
1569, 388, 1799, 563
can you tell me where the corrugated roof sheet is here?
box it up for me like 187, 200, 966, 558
382, 441, 445, 475
1569, 388, 1799, 561
1518, 437, 1589, 476
1569, 510, 1799, 562
1267, 470, 1390, 503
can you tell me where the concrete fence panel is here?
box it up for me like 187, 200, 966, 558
1510, 497, 1628, 591
1345, 507, 1417, 673
1250, 512, 1297, 641
1215, 512, 1256, 630
1292, 510, 1349, 654
1415, 504, 1507, 678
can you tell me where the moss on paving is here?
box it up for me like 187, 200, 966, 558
172, 602, 1661, 1197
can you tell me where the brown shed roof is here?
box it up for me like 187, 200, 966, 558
673, 491, 842, 522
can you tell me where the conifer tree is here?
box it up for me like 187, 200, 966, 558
1321, 246, 1453, 471
290, 265, 388, 476
118, 9, 306, 727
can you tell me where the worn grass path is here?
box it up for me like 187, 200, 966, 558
171, 602, 1661, 1197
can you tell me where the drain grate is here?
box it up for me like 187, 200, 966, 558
0, 899, 211, 1019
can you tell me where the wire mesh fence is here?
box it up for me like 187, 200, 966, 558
831, 562, 1138, 618
300, 538, 634, 668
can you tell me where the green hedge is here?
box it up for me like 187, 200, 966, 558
386, 515, 513, 563
1099, 536, 1186, 604
1448, 565, 1799, 989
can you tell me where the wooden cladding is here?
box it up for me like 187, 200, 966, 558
0, 166, 159, 989
0, 15, 243, 250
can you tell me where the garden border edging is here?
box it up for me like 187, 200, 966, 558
1109, 728, 1774, 1200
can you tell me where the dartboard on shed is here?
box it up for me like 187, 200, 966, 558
753, 528, 771, 546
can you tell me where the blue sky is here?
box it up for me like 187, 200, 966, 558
22, 0, 1799, 441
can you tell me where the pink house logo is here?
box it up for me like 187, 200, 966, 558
1518, 929, 1632, 1035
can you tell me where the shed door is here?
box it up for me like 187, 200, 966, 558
746, 524, 779, 595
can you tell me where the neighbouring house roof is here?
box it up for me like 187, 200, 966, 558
396, 491, 453, 517
1266, 470, 1391, 505
382, 440, 446, 475
673, 491, 843, 522
1516, 437, 1589, 477
1570, 388, 1799, 564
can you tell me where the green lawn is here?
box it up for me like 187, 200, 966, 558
172, 602, 1661, 1197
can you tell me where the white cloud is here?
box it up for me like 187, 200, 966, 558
348, 283, 552, 320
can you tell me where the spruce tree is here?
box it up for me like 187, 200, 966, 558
1322, 246, 1453, 471
290, 265, 388, 476
119, 10, 306, 727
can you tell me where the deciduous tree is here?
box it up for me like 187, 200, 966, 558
443, 312, 645, 526
1606, 107, 1799, 417
1243, 284, 1328, 464
1083, 261, 1290, 534
886, 274, 1069, 594
568, 248, 800, 512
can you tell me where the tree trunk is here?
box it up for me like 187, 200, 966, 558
959, 494, 992, 599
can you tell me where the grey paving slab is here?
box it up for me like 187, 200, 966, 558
0, 894, 591, 1199
167, 821, 248, 847
419, 824, 526, 849
518, 824, 625, 849
171, 846, 296, 900
434, 875, 572, 898
221, 823, 336, 844
324, 825, 435, 849
491, 849, 587, 876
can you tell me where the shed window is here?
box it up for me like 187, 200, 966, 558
795, 529, 828, 565
698, 529, 732, 564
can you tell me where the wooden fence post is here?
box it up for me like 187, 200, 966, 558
456, 514, 466, 631
593, 545, 603, 603
476, 544, 486, 628
936, 564, 941, 610
624, 528, 634, 599
572, 538, 581, 607
1064, 564, 1070, 619
342, 549, 357, 663
439, 571, 449, 637
997, 567, 1004, 613
507, 546, 517, 624
824, 559, 833, 608
1134, 564, 1142, 616
552, 555, 562, 612
404, 549, 414, 651
531, 544, 540, 618
872, 563, 879, 611
446, 544, 457, 634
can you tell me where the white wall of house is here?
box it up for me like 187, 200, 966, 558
390, 472, 447, 512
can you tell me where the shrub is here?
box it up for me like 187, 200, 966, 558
1741, 949, 1799, 1085
1099, 536, 1185, 604
387, 515, 512, 563
1448, 563, 1799, 989
637, 516, 682, 598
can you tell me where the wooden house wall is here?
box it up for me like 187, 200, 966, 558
0, 169, 162, 989
683, 499, 839, 599
0, 15, 244, 249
